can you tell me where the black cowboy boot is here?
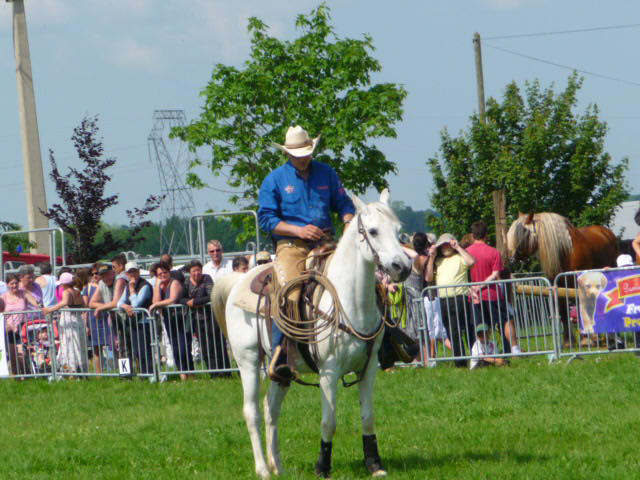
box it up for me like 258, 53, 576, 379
363, 434, 384, 475
315, 440, 332, 478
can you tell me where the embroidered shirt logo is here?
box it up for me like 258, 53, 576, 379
285, 185, 295, 194
317, 185, 329, 190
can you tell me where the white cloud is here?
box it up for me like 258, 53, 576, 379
108, 37, 161, 70
189, 0, 316, 61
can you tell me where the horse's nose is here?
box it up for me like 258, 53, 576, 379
391, 256, 411, 281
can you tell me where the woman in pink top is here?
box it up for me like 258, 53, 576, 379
1, 273, 40, 375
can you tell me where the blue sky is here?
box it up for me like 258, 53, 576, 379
1, 0, 638, 228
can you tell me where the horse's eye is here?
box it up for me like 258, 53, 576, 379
368, 228, 378, 236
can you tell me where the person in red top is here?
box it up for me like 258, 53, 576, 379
466, 221, 520, 354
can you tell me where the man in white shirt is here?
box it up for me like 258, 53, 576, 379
35, 262, 57, 307
202, 240, 232, 282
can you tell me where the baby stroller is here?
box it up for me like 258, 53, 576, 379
21, 320, 59, 374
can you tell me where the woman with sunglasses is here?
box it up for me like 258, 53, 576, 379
81, 263, 111, 373
150, 261, 192, 380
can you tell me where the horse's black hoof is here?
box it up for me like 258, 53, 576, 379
365, 459, 384, 475
315, 464, 331, 478
363, 434, 384, 476
315, 440, 332, 478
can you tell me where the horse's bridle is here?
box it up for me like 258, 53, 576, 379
357, 214, 382, 269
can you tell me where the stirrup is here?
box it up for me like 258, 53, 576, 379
268, 345, 297, 386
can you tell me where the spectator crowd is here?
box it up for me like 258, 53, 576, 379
0, 240, 264, 379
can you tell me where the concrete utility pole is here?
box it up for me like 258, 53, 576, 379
10, 0, 50, 255
472, 32, 486, 124
473, 32, 507, 260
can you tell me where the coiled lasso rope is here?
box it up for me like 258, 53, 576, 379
273, 271, 386, 345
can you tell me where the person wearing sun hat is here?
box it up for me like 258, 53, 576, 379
426, 232, 477, 367
257, 125, 355, 383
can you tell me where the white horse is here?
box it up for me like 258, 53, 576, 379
221, 189, 411, 479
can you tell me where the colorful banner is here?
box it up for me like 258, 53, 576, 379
577, 268, 640, 334
0, 315, 8, 376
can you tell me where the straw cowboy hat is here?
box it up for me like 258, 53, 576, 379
273, 125, 320, 158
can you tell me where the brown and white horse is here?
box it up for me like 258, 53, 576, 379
507, 212, 618, 345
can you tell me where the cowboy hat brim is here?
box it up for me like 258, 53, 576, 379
272, 136, 320, 158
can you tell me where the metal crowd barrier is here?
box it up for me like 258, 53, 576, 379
153, 304, 234, 380
415, 276, 557, 367
0, 309, 54, 379
1, 304, 235, 382
554, 267, 640, 360
0, 307, 158, 381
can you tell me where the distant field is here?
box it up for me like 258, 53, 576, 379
1, 354, 639, 479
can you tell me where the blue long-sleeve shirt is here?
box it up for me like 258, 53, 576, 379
258, 160, 355, 240
117, 284, 152, 309
118, 283, 152, 323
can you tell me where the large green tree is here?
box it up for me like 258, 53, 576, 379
172, 4, 406, 217
428, 73, 629, 239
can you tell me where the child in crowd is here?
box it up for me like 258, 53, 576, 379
470, 323, 507, 369
33, 326, 52, 371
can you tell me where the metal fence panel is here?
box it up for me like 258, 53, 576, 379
154, 304, 235, 379
52, 307, 157, 380
1, 309, 56, 379
418, 276, 557, 367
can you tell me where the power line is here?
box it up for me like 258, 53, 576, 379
483, 43, 640, 88
485, 23, 640, 40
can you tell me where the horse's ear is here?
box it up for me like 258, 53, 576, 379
349, 193, 369, 214
379, 188, 391, 207
524, 213, 534, 225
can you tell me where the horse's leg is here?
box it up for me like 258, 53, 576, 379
315, 372, 339, 478
228, 309, 270, 479
264, 381, 288, 475
236, 351, 271, 479
358, 353, 387, 477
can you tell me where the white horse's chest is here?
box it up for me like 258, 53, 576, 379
313, 301, 381, 375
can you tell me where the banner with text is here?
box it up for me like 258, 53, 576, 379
577, 268, 640, 334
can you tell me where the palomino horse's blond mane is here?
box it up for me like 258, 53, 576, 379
506, 212, 573, 279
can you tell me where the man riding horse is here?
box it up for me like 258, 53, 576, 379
258, 125, 355, 384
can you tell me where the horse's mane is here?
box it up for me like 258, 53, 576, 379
507, 212, 573, 279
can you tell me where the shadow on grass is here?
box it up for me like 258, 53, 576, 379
342, 450, 551, 474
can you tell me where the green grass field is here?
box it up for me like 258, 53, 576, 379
1, 354, 639, 479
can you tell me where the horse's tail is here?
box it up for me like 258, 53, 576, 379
210, 271, 246, 339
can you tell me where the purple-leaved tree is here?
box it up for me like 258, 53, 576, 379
42, 115, 163, 263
